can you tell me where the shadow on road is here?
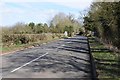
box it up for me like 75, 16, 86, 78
2, 36, 92, 78
25, 36, 92, 78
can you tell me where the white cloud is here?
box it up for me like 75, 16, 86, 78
1, 0, 92, 2
0, 2, 60, 26
29, 9, 59, 22
1, 7, 24, 14
55, 1, 92, 10
1, 0, 119, 2
1, 5, 59, 26
0, 0, 93, 26
0, 2, 25, 14
1, 0, 93, 9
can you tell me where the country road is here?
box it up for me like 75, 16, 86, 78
1, 36, 93, 79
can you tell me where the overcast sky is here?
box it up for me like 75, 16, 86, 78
0, 0, 93, 26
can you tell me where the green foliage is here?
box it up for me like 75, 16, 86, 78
84, 2, 120, 49
64, 26, 74, 37
50, 12, 82, 34
2, 34, 61, 46
43, 23, 49, 33
52, 34, 56, 39
29, 22, 35, 29
2, 12, 82, 46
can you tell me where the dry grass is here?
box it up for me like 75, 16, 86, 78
1, 33, 64, 55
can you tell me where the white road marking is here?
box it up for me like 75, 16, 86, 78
10, 52, 48, 73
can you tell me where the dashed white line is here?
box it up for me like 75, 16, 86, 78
10, 52, 48, 73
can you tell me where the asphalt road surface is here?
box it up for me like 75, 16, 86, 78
1, 36, 92, 79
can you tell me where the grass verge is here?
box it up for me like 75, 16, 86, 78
89, 37, 120, 80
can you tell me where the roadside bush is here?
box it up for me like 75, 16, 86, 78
19, 35, 29, 44
38, 34, 47, 40
83, 2, 120, 50
2, 33, 63, 46
2, 33, 64, 46
52, 34, 55, 39
55, 34, 61, 38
